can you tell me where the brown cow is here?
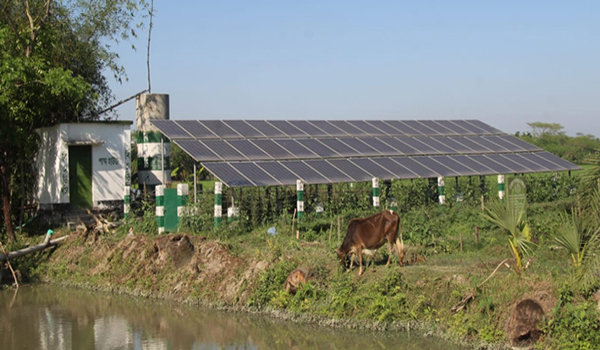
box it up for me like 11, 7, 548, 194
336, 210, 404, 275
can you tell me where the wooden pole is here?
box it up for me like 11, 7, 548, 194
291, 208, 297, 236
481, 195, 485, 212
337, 215, 341, 243
329, 221, 333, 243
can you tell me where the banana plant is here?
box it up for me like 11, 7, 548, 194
483, 199, 536, 272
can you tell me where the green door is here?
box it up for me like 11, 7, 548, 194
69, 145, 93, 209
164, 188, 178, 232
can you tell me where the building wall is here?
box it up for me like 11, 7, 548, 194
36, 123, 131, 208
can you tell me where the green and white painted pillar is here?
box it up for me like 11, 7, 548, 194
214, 182, 223, 228
156, 185, 165, 234
438, 176, 446, 206
177, 183, 189, 226
498, 175, 505, 202
136, 94, 171, 187
124, 186, 131, 218
297, 180, 304, 220
372, 178, 380, 208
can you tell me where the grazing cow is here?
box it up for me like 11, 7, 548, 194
336, 210, 404, 275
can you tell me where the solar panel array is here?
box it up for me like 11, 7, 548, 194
150, 119, 580, 187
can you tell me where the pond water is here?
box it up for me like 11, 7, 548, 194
0, 285, 467, 350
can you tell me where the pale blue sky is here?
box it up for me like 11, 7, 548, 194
108, 1, 600, 136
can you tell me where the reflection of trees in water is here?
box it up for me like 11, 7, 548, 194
1, 286, 463, 350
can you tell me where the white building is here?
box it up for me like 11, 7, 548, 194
35, 122, 132, 211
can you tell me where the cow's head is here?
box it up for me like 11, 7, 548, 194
336, 248, 347, 266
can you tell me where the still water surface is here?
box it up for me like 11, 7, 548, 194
1, 285, 467, 350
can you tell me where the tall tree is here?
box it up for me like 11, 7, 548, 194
526, 122, 565, 138
1, 0, 147, 242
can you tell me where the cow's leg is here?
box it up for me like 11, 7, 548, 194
357, 247, 364, 276
386, 241, 393, 266
347, 252, 355, 272
395, 238, 404, 267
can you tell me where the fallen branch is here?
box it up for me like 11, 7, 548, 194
451, 258, 511, 313
0, 236, 69, 262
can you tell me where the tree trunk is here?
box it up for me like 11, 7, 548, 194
1, 164, 16, 242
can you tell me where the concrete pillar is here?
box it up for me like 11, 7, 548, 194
136, 94, 171, 187
438, 176, 446, 206
177, 183, 189, 227
372, 178, 380, 208
156, 185, 165, 234
498, 175, 505, 202
214, 182, 223, 228
297, 180, 304, 220
124, 186, 130, 218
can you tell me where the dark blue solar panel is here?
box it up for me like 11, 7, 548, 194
419, 120, 455, 135
202, 163, 254, 187
174, 140, 221, 161
268, 121, 308, 137
466, 120, 503, 134
453, 120, 488, 135
318, 138, 361, 157
517, 153, 567, 171
449, 155, 496, 174
304, 160, 355, 183
403, 120, 440, 135
384, 121, 422, 135
252, 139, 296, 159
469, 136, 510, 152
287, 121, 329, 137
453, 137, 494, 153
296, 139, 340, 158
377, 138, 418, 155
327, 159, 374, 182
274, 139, 318, 159
534, 152, 581, 170
372, 158, 418, 178
229, 162, 281, 186
328, 121, 368, 136
199, 120, 241, 138
309, 121, 348, 136
347, 120, 388, 136
435, 137, 476, 153
502, 136, 541, 151
390, 157, 439, 178
246, 121, 287, 138
151, 120, 192, 139
416, 137, 454, 154
430, 156, 480, 176
280, 161, 331, 183
227, 140, 272, 160
356, 138, 399, 155
372, 121, 409, 136
176, 120, 216, 139
349, 158, 397, 179
223, 120, 265, 138
500, 153, 548, 172
400, 138, 441, 154
256, 161, 300, 185
201, 140, 247, 161
468, 155, 513, 174
484, 136, 526, 152
434, 120, 472, 135
412, 157, 459, 177
338, 138, 381, 156
488, 154, 536, 173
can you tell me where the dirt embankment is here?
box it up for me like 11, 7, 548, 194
45, 233, 269, 305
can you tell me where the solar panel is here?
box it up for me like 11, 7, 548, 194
372, 158, 419, 178
304, 160, 355, 183
274, 139, 318, 159
223, 120, 265, 138
535, 152, 580, 170
246, 121, 287, 138
327, 159, 374, 181
202, 162, 255, 187
435, 120, 472, 135
349, 158, 397, 179
201, 140, 247, 161
327, 120, 367, 136
287, 120, 329, 137
281, 161, 331, 183
227, 140, 273, 160
229, 162, 282, 186
176, 120, 216, 139
199, 120, 241, 138
465, 120, 503, 134
175, 140, 221, 161
403, 120, 440, 135
318, 138, 361, 157
296, 139, 340, 158
151, 120, 192, 139
391, 157, 439, 178
468, 155, 513, 174
347, 120, 388, 136
252, 139, 296, 159
430, 156, 480, 176
268, 121, 308, 137
309, 120, 348, 136
412, 157, 459, 177
339, 138, 381, 156
256, 161, 301, 185
155, 119, 579, 187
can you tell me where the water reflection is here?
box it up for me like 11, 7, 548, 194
0, 286, 465, 350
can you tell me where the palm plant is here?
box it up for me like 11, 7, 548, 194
483, 199, 535, 272
554, 211, 597, 269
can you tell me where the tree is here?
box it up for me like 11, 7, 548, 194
526, 122, 565, 138
1, 0, 147, 242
